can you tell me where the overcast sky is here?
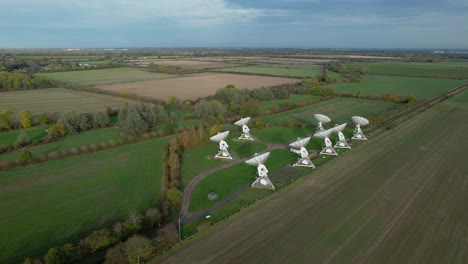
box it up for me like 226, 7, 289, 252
1, 0, 467, 49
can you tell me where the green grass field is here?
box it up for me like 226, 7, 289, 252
214, 65, 322, 78
258, 97, 399, 127
0, 88, 139, 114
332, 75, 465, 99
188, 149, 297, 212
181, 135, 267, 187
0, 136, 171, 263
37, 68, 177, 86
0, 127, 122, 162
0, 125, 48, 148
259, 94, 320, 112
349, 62, 468, 79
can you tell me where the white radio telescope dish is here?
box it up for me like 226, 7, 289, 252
333, 123, 351, 149
351, 116, 369, 140
289, 137, 311, 149
351, 116, 369, 126
245, 152, 275, 190
234, 117, 251, 126
314, 114, 331, 133
314, 128, 338, 156
234, 117, 253, 141
289, 137, 315, 168
210, 131, 229, 142
245, 152, 270, 166
210, 131, 232, 159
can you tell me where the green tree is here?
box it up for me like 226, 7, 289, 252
240, 99, 261, 117
79, 229, 118, 253
20, 110, 33, 128
166, 188, 181, 207
39, 113, 49, 124
123, 112, 148, 137
15, 130, 31, 147
44, 243, 76, 264
0, 110, 12, 130
124, 235, 154, 264
92, 112, 111, 128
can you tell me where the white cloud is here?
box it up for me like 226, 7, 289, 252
5, 0, 291, 27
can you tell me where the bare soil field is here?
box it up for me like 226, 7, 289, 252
95, 73, 301, 100
156, 92, 467, 264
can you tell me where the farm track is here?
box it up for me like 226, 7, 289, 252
157, 84, 467, 264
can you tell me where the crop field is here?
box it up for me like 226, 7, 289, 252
259, 94, 320, 112
349, 62, 468, 79
214, 65, 322, 78
333, 75, 465, 99
156, 89, 468, 264
0, 125, 48, 148
0, 127, 122, 162
0, 88, 139, 114
187, 149, 297, 212
37, 68, 177, 86
258, 97, 399, 127
131, 59, 240, 69
0, 136, 171, 263
95, 73, 301, 100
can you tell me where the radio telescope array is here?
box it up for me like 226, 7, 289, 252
351, 116, 369, 140
314, 114, 331, 133
289, 137, 315, 168
333, 123, 351, 149
209, 131, 232, 159
245, 152, 275, 190
314, 128, 338, 156
234, 117, 253, 141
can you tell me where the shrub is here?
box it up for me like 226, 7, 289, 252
0, 161, 10, 170
15, 130, 32, 148
20, 110, 33, 128
38, 154, 47, 162
144, 208, 161, 228
48, 152, 60, 160
79, 229, 118, 254
79, 145, 90, 153
89, 144, 98, 152
69, 148, 80, 156
20, 150, 33, 163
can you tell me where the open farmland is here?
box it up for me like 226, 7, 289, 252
214, 65, 322, 78
333, 75, 465, 99
131, 59, 240, 69
0, 88, 139, 114
156, 90, 468, 264
0, 136, 171, 264
95, 73, 301, 100
37, 68, 177, 86
349, 62, 468, 79
258, 97, 399, 127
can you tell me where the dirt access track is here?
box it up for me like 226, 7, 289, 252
95, 73, 300, 101
156, 91, 467, 264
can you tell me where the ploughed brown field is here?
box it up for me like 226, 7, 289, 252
155, 91, 468, 264
95, 73, 301, 100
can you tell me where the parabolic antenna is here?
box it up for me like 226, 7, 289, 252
245, 152, 270, 166
351, 116, 369, 126
314, 114, 331, 123
332, 123, 347, 133
314, 128, 333, 139
234, 117, 251, 127
210, 131, 230, 142
289, 137, 311, 149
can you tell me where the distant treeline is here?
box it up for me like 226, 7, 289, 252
0, 71, 57, 91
